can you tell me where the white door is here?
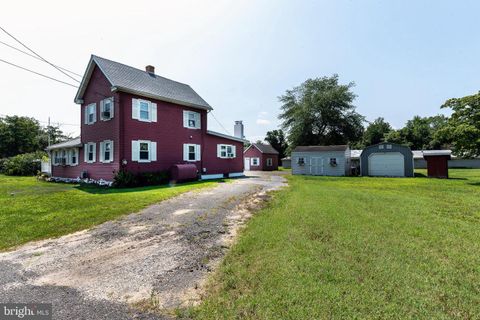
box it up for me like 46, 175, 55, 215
310, 157, 324, 175
368, 152, 405, 176
244, 157, 250, 171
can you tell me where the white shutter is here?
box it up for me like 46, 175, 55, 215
99, 100, 104, 120
196, 113, 201, 129
110, 97, 115, 118
84, 107, 88, 124
92, 104, 97, 123
110, 141, 114, 162
132, 98, 139, 120
183, 111, 189, 128
231, 145, 236, 158
84, 144, 88, 162
132, 140, 139, 161
150, 141, 157, 161
196, 145, 201, 161
183, 144, 189, 161
92, 143, 96, 162
99, 142, 104, 162
217, 145, 222, 158
151, 103, 157, 122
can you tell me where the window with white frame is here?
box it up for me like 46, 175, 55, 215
84, 142, 96, 163
53, 150, 61, 165
132, 98, 157, 122
100, 98, 114, 121
100, 140, 114, 163
183, 144, 201, 161
217, 144, 236, 159
251, 157, 260, 166
266, 158, 273, 166
183, 110, 201, 129
131, 140, 157, 162
85, 103, 96, 125
69, 149, 78, 166
297, 157, 305, 166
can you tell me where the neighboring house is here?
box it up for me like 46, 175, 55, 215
360, 143, 414, 177
291, 145, 351, 176
281, 157, 291, 169
243, 143, 279, 171
46, 55, 244, 181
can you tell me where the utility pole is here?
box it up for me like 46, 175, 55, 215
47, 117, 51, 146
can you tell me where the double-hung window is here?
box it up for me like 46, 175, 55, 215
183, 110, 201, 129
100, 140, 114, 163
85, 103, 96, 125
217, 144, 236, 159
84, 142, 96, 163
251, 157, 260, 166
132, 140, 157, 162
132, 98, 157, 122
266, 158, 273, 166
69, 149, 78, 166
183, 144, 201, 161
100, 98, 114, 121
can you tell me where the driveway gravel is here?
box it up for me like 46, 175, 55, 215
0, 171, 287, 319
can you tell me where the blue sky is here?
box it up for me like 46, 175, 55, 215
0, 0, 479, 141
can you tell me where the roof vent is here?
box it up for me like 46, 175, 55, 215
145, 65, 155, 74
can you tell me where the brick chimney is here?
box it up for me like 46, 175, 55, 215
145, 65, 155, 74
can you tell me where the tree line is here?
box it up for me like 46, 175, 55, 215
0, 115, 69, 158
264, 75, 480, 158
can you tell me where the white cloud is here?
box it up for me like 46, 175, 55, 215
256, 119, 271, 125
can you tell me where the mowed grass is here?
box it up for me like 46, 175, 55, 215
191, 169, 480, 319
0, 175, 218, 250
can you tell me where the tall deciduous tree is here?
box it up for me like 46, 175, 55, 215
362, 117, 392, 147
440, 92, 480, 157
278, 75, 364, 149
265, 129, 288, 158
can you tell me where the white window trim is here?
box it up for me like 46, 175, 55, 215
132, 98, 157, 123
251, 157, 260, 166
138, 140, 151, 162
184, 144, 201, 162
183, 110, 201, 129
69, 148, 79, 166
84, 142, 96, 163
100, 97, 114, 121
132, 140, 157, 163
100, 140, 114, 163
217, 144, 236, 159
266, 158, 273, 166
85, 103, 97, 125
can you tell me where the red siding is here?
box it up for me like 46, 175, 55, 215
244, 146, 278, 171
203, 134, 244, 175
425, 155, 449, 178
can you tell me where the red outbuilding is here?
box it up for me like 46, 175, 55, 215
243, 143, 279, 171
46, 55, 244, 182
423, 150, 451, 178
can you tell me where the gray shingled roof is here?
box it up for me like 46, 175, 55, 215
252, 143, 279, 154
293, 145, 349, 152
46, 137, 82, 150
75, 55, 212, 110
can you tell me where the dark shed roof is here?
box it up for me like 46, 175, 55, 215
246, 143, 279, 154
293, 145, 349, 152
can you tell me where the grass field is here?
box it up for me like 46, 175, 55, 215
190, 169, 480, 319
0, 175, 218, 251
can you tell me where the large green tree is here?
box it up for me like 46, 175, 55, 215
265, 129, 288, 159
279, 75, 364, 149
440, 92, 480, 157
362, 117, 392, 147
0, 116, 68, 158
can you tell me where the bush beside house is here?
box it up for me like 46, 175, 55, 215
0, 151, 47, 176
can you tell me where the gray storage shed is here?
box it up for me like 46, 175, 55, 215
360, 143, 414, 177
292, 145, 351, 176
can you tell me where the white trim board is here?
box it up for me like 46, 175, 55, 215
228, 172, 244, 178
201, 174, 224, 180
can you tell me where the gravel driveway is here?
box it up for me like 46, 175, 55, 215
0, 171, 287, 319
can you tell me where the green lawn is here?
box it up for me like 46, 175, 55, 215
190, 169, 480, 319
0, 175, 218, 250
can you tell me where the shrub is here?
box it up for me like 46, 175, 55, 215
1, 151, 46, 176
112, 169, 170, 188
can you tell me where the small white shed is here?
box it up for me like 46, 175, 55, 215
291, 145, 351, 176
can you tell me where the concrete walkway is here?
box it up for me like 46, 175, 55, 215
0, 172, 287, 319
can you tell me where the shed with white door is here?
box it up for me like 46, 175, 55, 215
291, 145, 351, 176
360, 143, 414, 177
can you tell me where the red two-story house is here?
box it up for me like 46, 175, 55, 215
47, 55, 244, 182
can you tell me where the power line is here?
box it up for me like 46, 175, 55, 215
0, 58, 78, 88
210, 111, 231, 135
0, 39, 83, 77
0, 26, 81, 83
